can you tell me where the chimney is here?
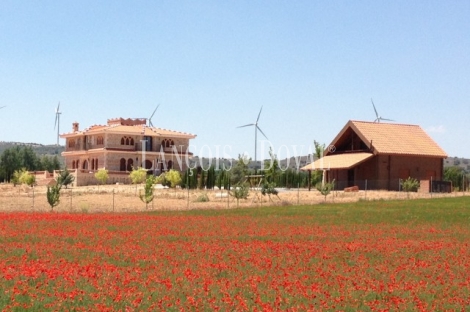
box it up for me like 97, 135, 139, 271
73, 122, 79, 132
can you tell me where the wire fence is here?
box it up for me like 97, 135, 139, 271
0, 180, 467, 213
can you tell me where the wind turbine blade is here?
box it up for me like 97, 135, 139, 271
371, 98, 379, 118
257, 125, 268, 140
54, 115, 58, 130
56, 102, 60, 112
237, 123, 255, 128
150, 104, 159, 119
380, 118, 394, 122
256, 106, 263, 123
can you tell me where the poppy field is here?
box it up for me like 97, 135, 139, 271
1, 197, 470, 311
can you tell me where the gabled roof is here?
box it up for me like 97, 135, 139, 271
60, 118, 196, 139
301, 152, 374, 171
328, 120, 447, 158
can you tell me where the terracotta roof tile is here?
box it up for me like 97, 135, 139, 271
61, 120, 196, 139
329, 121, 447, 157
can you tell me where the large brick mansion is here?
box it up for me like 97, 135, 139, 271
60, 118, 196, 186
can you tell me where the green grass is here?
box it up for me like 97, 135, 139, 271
146, 196, 470, 226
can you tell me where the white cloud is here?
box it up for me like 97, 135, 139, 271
426, 125, 446, 133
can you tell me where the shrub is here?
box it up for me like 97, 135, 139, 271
129, 167, 147, 184
195, 193, 210, 202
57, 168, 75, 189
401, 177, 419, 198
94, 169, 109, 186
165, 169, 182, 188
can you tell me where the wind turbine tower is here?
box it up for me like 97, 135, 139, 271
237, 106, 268, 171
54, 102, 61, 146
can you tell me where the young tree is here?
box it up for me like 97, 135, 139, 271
47, 184, 61, 211
261, 181, 279, 203
57, 168, 75, 189
231, 154, 251, 185
264, 147, 279, 184
229, 182, 249, 208
139, 175, 156, 209
94, 169, 109, 186
316, 179, 335, 202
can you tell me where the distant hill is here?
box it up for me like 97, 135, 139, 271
0, 141, 468, 173
444, 157, 470, 173
0, 141, 65, 158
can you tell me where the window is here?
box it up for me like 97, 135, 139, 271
97, 136, 104, 145
162, 139, 175, 148
121, 136, 135, 146
120, 158, 126, 171
127, 158, 134, 171
68, 139, 75, 148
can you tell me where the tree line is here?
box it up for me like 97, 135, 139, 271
0, 146, 61, 182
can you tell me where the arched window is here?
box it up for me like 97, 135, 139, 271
130, 138, 134, 146
120, 158, 126, 171
121, 137, 125, 145
145, 160, 152, 169
72, 160, 76, 169
95, 158, 98, 170
127, 158, 134, 171
167, 160, 173, 170
76, 160, 80, 169
163, 139, 174, 148
82, 160, 88, 170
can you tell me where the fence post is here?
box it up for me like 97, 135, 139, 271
113, 189, 115, 212
365, 179, 367, 201
430, 176, 433, 198
297, 182, 300, 205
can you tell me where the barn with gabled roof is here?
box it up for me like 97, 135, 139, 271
301, 120, 447, 191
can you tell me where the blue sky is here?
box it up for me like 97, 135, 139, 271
1, 1, 469, 160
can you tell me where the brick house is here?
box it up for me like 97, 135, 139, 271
301, 120, 447, 191
60, 118, 196, 186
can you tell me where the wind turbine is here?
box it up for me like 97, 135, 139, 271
54, 102, 61, 146
148, 104, 159, 127
371, 98, 393, 123
237, 106, 268, 171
